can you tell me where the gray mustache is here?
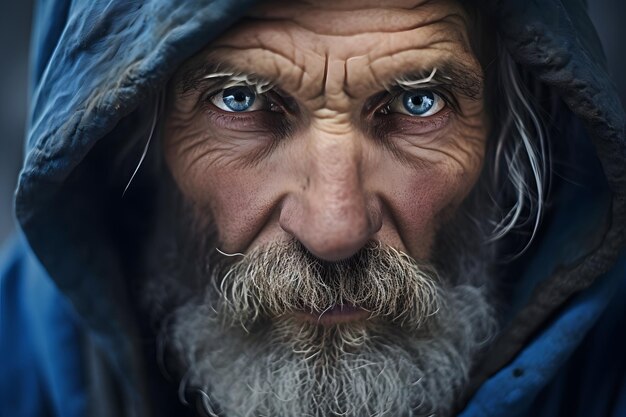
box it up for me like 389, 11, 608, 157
211, 240, 442, 329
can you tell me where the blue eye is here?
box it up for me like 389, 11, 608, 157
221, 86, 256, 112
387, 89, 445, 117
403, 90, 434, 115
209, 86, 282, 113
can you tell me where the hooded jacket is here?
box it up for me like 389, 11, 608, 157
1, 0, 625, 416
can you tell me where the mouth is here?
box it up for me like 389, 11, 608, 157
293, 304, 370, 326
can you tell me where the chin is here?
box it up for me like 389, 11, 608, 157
162, 279, 496, 417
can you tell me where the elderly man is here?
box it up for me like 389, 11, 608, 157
1, 0, 625, 416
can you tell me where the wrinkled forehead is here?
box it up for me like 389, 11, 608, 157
174, 0, 480, 102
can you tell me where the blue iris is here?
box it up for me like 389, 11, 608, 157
402, 90, 435, 115
222, 86, 256, 112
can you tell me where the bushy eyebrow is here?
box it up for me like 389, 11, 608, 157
389, 61, 484, 100
176, 58, 483, 100
176, 61, 274, 96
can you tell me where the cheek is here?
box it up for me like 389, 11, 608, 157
168, 157, 282, 251
383, 166, 476, 258
377, 134, 485, 258
201, 169, 279, 251
163, 113, 284, 251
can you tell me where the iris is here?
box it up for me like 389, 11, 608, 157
222, 86, 256, 112
402, 90, 435, 115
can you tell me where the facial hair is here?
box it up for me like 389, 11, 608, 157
142, 197, 498, 417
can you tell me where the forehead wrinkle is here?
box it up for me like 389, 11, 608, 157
176, 47, 311, 97
246, 0, 469, 37
206, 45, 307, 76
371, 42, 478, 75
364, 23, 470, 61
250, 0, 432, 15
343, 45, 480, 99
177, 2, 478, 106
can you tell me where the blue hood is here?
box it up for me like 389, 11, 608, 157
10, 0, 626, 416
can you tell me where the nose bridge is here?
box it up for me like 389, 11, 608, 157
310, 133, 363, 217
280, 128, 381, 261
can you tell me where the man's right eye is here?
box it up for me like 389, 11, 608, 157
210, 86, 267, 112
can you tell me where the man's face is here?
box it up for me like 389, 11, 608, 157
164, 0, 487, 262
153, 0, 495, 416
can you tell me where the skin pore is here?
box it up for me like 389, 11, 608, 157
163, 0, 488, 265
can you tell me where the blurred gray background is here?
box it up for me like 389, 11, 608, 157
0, 1, 32, 247
0, 1, 625, 247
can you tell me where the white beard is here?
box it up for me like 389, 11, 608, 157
169, 285, 495, 417
151, 241, 498, 417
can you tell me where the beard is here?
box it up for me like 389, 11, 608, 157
142, 191, 499, 417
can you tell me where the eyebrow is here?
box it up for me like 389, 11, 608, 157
176, 61, 274, 95
389, 61, 484, 100
177, 58, 483, 100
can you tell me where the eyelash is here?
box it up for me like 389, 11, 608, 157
380, 86, 458, 115
203, 84, 291, 115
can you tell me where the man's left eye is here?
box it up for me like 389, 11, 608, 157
388, 90, 446, 117
210, 86, 266, 112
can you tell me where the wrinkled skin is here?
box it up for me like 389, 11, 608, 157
158, 2, 492, 414
163, 0, 487, 263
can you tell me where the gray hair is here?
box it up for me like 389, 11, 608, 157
483, 43, 550, 254
159, 239, 497, 417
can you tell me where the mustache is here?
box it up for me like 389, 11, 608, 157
211, 240, 442, 329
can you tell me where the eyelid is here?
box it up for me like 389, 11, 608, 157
373, 87, 452, 119
204, 84, 293, 115
209, 86, 267, 112
202, 79, 265, 102
207, 73, 274, 92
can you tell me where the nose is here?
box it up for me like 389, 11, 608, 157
279, 131, 382, 262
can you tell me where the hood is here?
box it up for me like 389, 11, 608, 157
15, 0, 626, 416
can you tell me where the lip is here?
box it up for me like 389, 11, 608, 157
293, 304, 370, 326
